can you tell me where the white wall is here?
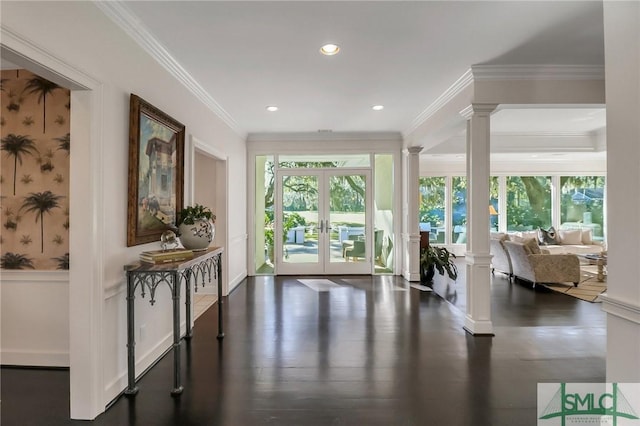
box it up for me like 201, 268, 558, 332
1, 1, 246, 419
1, 272, 70, 366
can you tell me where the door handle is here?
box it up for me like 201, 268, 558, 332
319, 220, 324, 233
325, 220, 331, 232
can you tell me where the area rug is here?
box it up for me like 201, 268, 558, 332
543, 272, 606, 303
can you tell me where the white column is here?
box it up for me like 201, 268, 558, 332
461, 103, 497, 335
602, 1, 640, 382
403, 146, 423, 281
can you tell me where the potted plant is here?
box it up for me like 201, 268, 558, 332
176, 203, 216, 251
420, 245, 458, 282
264, 227, 274, 262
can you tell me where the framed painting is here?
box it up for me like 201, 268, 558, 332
127, 94, 185, 246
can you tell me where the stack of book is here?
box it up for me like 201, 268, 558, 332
139, 249, 194, 264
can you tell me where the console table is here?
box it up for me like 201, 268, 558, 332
123, 246, 224, 396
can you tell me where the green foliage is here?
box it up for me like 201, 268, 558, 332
420, 245, 458, 281
264, 227, 274, 247
282, 212, 306, 242
1, 133, 38, 195
1, 252, 35, 269
24, 76, 62, 133
20, 190, 64, 253
264, 160, 366, 212
177, 203, 215, 226
55, 133, 70, 155
53, 253, 70, 270
506, 176, 551, 229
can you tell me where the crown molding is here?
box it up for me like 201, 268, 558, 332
405, 69, 474, 136
493, 131, 594, 138
94, 1, 244, 137
1, 26, 98, 90
247, 131, 403, 143
471, 64, 605, 81
460, 103, 499, 119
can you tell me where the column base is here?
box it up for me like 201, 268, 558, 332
463, 315, 494, 336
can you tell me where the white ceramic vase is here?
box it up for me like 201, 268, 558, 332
178, 218, 215, 251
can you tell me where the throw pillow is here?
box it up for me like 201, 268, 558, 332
558, 229, 582, 245
522, 237, 542, 255
538, 226, 558, 245
490, 232, 509, 241
520, 231, 538, 240
581, 228, 593, 245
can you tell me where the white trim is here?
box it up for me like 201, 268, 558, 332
103, 280, 126, 301
464, 252, 493, 265
406, 69, 474, 135
2, 26, 106, 420
104, 328, 177, 402
600, 294, 640, 325
95, 1, 243, 137
1, 271, 69, 282
463, 317, 494, 335
230, 233, 248, 244
228, 271, 246, 293
1, 349, 69, 367
1, 26, 95, 90
247, 131, 402, 143
471, 64, 605, 81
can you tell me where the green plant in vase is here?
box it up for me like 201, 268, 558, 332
176, 204, 216, 251
420, 245, 458, 283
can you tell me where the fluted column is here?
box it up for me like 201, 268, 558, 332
461, 103, 497, 335
403, 146, 423, 282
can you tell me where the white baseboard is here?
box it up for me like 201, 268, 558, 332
228, 270, 246, 293
104, 321, 188, 403
1, 349, 69, 367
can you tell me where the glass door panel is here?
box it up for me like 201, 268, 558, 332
276, 169, 370, 275
281, 174, 319, 267
326, 171, 371, 274
329, 175, 366, 264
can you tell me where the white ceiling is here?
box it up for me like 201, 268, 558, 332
115, 1, 605, 139
2, 2, 605, 156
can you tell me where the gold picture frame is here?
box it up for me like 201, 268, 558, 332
127, 94, 185, 246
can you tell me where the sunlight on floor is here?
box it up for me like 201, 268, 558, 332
194, 294, 217, 320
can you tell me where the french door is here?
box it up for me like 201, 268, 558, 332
276, 169, 372, 274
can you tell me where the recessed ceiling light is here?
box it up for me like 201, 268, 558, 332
320, 43, 340, 56
372, 105, 384, 111
266, 106, 278, 112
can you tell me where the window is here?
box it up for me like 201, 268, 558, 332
506, 176, 551, 231
560, 176, 605, 240
419, 177, 445, 243
451, 177, 467, 243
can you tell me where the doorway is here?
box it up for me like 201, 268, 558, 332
275, 169, 372, 274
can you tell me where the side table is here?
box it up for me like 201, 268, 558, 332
123, 246, 224, 396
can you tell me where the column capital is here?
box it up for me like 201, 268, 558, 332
406, 146, 424, 155
459, 103, 499, 119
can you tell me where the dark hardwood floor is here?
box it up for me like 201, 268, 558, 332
1, 267, 605, 425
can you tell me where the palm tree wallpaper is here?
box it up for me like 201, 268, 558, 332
1, 69, 70, 270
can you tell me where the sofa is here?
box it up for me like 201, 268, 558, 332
506, 229, 604, 256
540, 227, 605, 255
490, 234, 513, 279
503, 240, 581, 288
